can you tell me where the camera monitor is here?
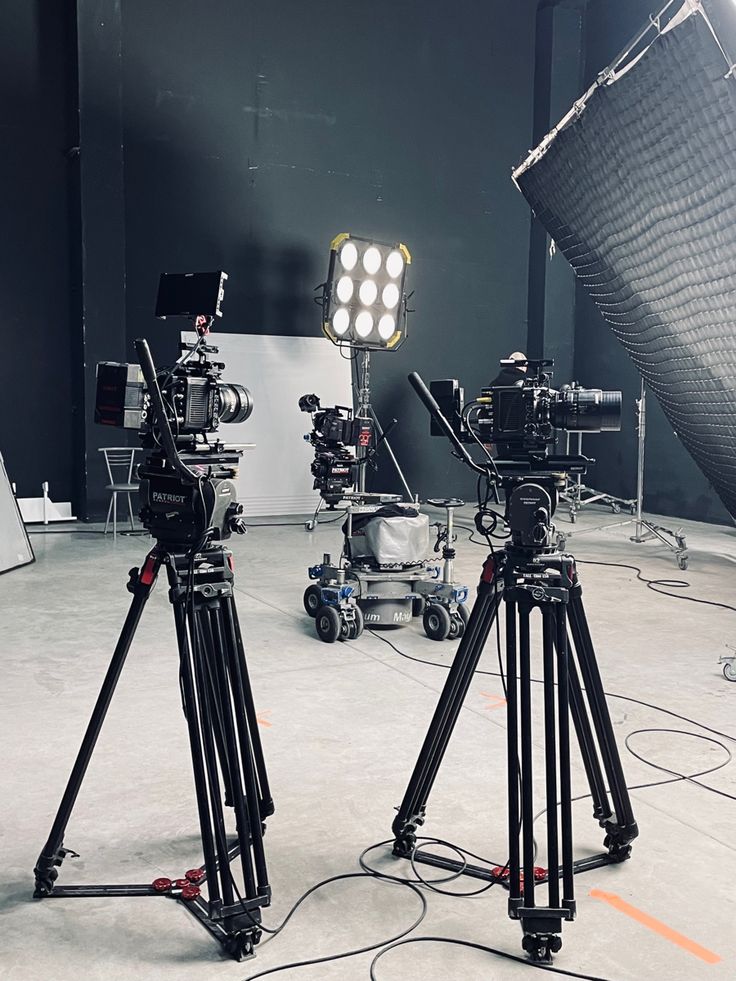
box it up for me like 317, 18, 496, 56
155, 270, 227, 319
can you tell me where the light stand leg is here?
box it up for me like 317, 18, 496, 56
367, 404, 414, 501
33, 550, 162, 896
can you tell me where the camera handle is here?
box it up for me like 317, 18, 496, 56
134, 338, 197, 485
408, 372, 497, 480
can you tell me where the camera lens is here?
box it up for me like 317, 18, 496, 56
552, 388, 622, 432
218, 383, 253, 424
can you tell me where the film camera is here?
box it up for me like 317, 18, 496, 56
299, 394, 373, 501
93, 271, 253, 544
429, 358, 621, 468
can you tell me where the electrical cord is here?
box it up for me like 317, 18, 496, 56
574, 557, 736, 614
366, 627, 736, 746
370, 936, 617, 981
239, 870, 427, 981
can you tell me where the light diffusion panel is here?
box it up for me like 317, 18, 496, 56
514, 10, 736, 519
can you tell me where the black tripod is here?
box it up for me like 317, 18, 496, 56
34, 336, 273, 962
391, 477, 638, 960
33, 540, 272, 960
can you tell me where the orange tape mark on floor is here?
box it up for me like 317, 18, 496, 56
479, 691, 507, 711
257, 711, 272, 728
589, 889, 721, 965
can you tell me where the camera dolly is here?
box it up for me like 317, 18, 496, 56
303, 495, 469, 643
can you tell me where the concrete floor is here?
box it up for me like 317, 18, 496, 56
1, 504, 735, 981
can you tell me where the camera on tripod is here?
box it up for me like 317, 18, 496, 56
299, 394, 373, 500
95, 271, 252, 441
93, 271, 254, 544
429, 358, 621, 465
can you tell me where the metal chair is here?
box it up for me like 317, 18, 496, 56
99, 447, 139, 538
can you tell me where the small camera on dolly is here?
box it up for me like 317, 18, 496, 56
298, 393, 469, 644
298, 394, 372, 502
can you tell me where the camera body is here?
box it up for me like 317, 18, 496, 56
299, 394, 373, 500
95, 344, 252, 444
430, 359, 621, 465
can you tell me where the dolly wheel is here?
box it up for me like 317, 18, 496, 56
423, 603, 451, 642
457, 603, 470, 627
315, 606, 341, 643
348, 605, 365, 640
303, 585, 322, 618
723, 660, 736, 683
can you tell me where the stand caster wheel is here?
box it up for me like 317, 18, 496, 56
448, 611, 465, 640
303, 585, 322, 617
305, 520, 316, 531
630, 503, 637, 515
412, 595, 426, 618
723, 661, 736, 682
611, 503, 621, 514
423, 603, 451, 641
570, 511, 577, 524
315, 605, 341, 643
346, 605, 364, 640
677, 555, 688, 571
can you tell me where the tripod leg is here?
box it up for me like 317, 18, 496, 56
506, 597, 521, 908
555, 604, 575, 913
518, 602, 536, 911
34, 552, 162, 896
392, 559, 503, 852
223, 597, 274, 818
568, 589, 638, 855
172, 602, 224, 910
221, 594, 271, 887
542, 607, 560, 912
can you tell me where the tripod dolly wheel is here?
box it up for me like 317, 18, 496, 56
457, 603, 469, 626
423, 603, 451, 641
677, 554, 688, 571
347, 605, 365, 640
303, 585, 322, 618
315, 605, 342, 644
723, 660, 736, 683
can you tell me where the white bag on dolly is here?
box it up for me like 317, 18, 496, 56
363, 511, 429, 565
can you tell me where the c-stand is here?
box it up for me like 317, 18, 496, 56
32, 339, 273, 961
391, 374, 639, 962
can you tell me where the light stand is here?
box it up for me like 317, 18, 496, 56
355, 347, 414, 500
558, 379, 689, 569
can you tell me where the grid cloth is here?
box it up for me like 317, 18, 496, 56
515, 11, 736, 519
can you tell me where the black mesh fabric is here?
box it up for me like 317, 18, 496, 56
515, 11, 736, 519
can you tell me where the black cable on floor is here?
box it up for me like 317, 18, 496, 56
359, 839, 506, 897
575, 557, 736, 614
239, 870, 427, 981
624, 727, 736, 802
370, 936, 618, 981
365, 629, 736, 745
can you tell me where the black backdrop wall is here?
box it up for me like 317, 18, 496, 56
4, 0, 734, 523
0, 1, 77, 506
121, 0, 538, 504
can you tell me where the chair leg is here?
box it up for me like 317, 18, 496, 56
127, 492, 135, 532
113, 493, 117, 540
104, 496, 113, 535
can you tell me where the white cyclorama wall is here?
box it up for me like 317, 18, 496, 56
182, 332, 352, 517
